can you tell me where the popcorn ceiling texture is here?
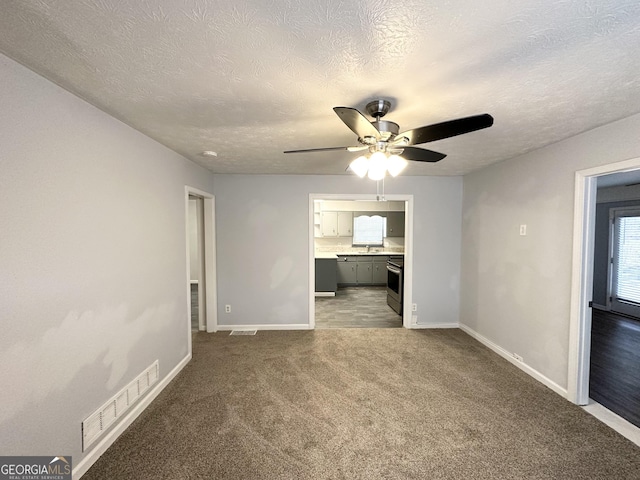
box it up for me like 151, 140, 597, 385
1, 0, 640, 175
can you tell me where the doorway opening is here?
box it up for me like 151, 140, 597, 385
308, 194, 414, 329
188, 195, 205, 332
568, 158, 640, 443
185, 187, 218, 356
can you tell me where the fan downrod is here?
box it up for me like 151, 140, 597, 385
365, 99, 391, 120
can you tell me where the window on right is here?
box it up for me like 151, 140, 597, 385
611, 207, 640, 317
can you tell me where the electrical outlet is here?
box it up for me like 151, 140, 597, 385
519, 224, 527, 236
512, 353, 523, 362
225, 304, 231, 313
412, 303, 417, 312
411, 315, 418, 325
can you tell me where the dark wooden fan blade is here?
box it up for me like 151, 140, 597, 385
400, 147, 447, 163
333, 107, 380, 139
284, 146, 351, 154
396, 114, 493, 146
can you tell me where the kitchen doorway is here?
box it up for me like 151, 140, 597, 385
185, 187, 218, 355
308, 194, 414, 329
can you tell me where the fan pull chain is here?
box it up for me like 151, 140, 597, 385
376, 178, 385, 201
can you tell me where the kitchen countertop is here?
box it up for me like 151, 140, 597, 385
315, 251, 404, 259
315, 252, 339, 259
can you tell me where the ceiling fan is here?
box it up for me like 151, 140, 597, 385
284, 99, 493, 178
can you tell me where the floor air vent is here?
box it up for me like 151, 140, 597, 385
230, 330, 257, 336
82, 360, 159, 451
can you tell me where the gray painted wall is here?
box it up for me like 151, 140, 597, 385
461, 112, 640, 390
0, 54, 214, 459
212, 175, 463, 327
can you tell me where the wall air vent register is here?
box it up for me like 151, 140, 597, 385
81, 360, 159, 451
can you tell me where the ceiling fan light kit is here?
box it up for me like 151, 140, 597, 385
349, 152, 408, 179
284, 99, 494, 180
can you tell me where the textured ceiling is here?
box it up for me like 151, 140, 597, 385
1, 0, 640, 176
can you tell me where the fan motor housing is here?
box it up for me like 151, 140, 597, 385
366, 99, 391, 118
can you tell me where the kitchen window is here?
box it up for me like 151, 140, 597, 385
352, 215, 386, 246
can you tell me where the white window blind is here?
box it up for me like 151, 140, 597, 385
615, 215, 640, 305
353, 215, 385, 246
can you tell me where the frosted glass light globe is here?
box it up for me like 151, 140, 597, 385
387, 155, 408, 177
367, 152, 387, 180
349, 155, 369, 178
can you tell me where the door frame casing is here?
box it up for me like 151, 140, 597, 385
568, 157, 640, 404
308, 193, 414, 329
185, 187, 218, 357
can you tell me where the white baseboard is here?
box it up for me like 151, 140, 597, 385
411, 322, 459, 329
314, 292, 336, 297
74, 354, 191, 479
217, 324, 312, 331
458, 323, 567, 398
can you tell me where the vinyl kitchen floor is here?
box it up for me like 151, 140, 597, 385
315, 286, 402, 328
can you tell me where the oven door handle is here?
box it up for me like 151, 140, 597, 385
387, 265, 402, 275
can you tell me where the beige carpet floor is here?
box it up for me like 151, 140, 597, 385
83, 329, 640, 479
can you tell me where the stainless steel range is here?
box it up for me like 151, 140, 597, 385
386, 256, 403, 315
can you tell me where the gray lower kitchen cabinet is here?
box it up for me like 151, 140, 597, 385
373, 259, 388, 284
337, 257, 357, 285
337, 255, 390, 286
315, 258, 337, 293
356, 256, 374, 284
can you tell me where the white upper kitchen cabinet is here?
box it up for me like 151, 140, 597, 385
321, 211, 353, 237
337, 211, 353, 236
320, 211, 338, 237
